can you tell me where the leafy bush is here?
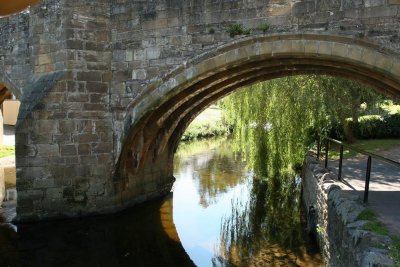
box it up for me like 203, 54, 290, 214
181, 121, 230, 141
329, 114, 400, 140
226, 24, 251, 37
351, 114, 400, 139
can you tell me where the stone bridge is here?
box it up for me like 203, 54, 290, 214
1, 0, 400, 221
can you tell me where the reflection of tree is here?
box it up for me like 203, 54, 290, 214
174, 138, 247, 207
213, 171, 322, 267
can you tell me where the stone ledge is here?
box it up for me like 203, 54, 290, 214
303, 154, 394, 267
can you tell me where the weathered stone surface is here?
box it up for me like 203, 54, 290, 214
303, 154, 395, 267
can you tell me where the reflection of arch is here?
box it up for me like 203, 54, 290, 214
16, 194, 195, 266
116, 34, 400, 205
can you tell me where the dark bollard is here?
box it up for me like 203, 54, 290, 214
306, 205, 317, 237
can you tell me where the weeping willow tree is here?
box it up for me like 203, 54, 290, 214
212, 75, 382, 266
220, 75, 383, 178
221, 76, 325, 177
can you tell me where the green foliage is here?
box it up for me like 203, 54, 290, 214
0, 146, 15, 158
208, 27, 215, 34
220, 75, 388, 178
356, 209, 400, 265
259, 22, 270, 33
181, 120, 230, 141
175, 138, 246, 208
354, 114, 400, 139
381, 100, 400, 114
357, 209, 377, 220
390, 235, 400, 266
363, 221, 389, 235
220, 76, 331, 177
226, 24, 251, 37
214, 173, 304, 266
181, 106, 231, 141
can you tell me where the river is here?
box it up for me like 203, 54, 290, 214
0, 137, 323, 266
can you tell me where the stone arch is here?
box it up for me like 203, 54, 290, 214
116, 33, 400, 206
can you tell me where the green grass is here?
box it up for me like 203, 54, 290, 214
391, 235, 400, 266
363, 221, 389, 235
0, 146, 15, 158
327, 139, 400, 160
357, 209, 388, 236
181, 106, 230, 141
357, 209, 400, 265
357, 209, 377, 221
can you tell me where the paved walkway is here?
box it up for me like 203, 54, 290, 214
327, 146, 400, 236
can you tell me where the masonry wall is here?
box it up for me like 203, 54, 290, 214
111, 0, 400, 160
302, 154, 394, 266
14, 0, 116, 221
0, 0, 400, 220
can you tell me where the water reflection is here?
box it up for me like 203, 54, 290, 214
0, 196, 194, 267
174, 138, 246, 208
0, 137, 322, 266
174, 138, 323, 266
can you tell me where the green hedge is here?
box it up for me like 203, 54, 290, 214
350, 114, 400, 139
328, 114, 400, 140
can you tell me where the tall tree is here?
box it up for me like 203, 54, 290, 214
220, 75, 384, 178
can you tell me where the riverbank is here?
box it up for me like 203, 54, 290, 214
303, 153, 397, 266
180, 105, 230, 141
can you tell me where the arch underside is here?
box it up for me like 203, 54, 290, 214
116, 36, 400, 205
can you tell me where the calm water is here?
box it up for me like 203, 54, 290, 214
0, 138, 323, 266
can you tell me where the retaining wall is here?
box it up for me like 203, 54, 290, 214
302, 154, 394, 267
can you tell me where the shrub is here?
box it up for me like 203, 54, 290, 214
226, 24, 251, 37
351, 114, 400, 139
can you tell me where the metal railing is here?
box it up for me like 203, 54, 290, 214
316, 137, 400, 203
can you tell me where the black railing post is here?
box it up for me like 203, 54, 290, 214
324, 139, 329, 168
317, 139, 321, 160
338, 144, 343, 181
363, 156, 372, 203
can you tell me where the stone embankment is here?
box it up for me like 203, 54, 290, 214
302, 154, 394, 267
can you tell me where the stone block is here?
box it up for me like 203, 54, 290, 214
59, 120, 76, 133
361, 49, 378, 66
37, 120, 59, 134
132, 69, 147, 80
347, 45, 363, 61
67, 93, 89, 102
37, 54, 53, 65
46, 188, 64, 200
36, 144, 59, 157
61, 144, 77, 156
18, 189, 44, 200
78, 144, 91, 155
34, 179, 55, 189
77, 71, 103, 82
317, 41, 333, 56
83, 103, 107, 111
73, 133, 99, 143
92, 142, 112, 153
145, 47, 161, 60
331, 43, 348, 58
